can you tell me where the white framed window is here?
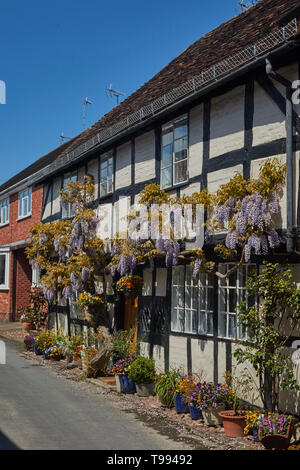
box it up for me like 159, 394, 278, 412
0, 199, 9, 226
0, 250, 9, 290
161, 115, 188, 189
218, 264, 256, 339
18, 188, 32, 219
99, 153, 113, 197
62, 172, 77, 219
32, 265, 41, 287
171, 266, 213, 334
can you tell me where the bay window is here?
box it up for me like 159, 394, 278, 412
161, 115, 188, 189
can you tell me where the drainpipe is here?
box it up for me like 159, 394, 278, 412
265, 58, 295, 253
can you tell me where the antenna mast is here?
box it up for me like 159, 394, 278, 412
60, 132, 71, 145
83, 97, 92, 129
106, 84, 125, 105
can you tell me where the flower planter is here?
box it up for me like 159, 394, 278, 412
44, 353, 50, 360
135, 383, 154, 397
259, 425, 292, 450
218, 410, 247, 437
202, 405, 225, 426
34, 346, 43, 356
252, 428, 259, 442
115, 374, 122, 393
189, 405, 203, 420
22, 322, 34, 334
175, 394, 189, 414
120, 374, 136, 394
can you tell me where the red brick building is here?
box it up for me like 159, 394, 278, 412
0, 138, 76, 321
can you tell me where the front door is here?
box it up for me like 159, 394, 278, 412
124, 297, 138, 353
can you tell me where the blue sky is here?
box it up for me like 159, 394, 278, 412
0, 0, 244, 185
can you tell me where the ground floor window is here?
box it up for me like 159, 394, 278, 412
218, 264, 256, 339
0, 250, 9, 289
171, 265, 214, 334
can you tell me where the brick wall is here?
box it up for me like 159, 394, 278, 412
0, 185, 43, 321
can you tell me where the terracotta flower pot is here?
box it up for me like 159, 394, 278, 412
219, 410, 247, 437
259, 425, 292, 450
22, 322, 34, 333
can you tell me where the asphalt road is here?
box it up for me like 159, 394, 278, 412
0, 340, 191, 450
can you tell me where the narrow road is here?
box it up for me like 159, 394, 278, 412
0, 341, 192, 450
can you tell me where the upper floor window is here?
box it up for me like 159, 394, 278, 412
161, 115, 188, 189
100, 153, 113, 198
62, 172, 77, 219
18, 188, 32, 219
218, 264, 255, 340
0, 250, 9, 289
0, 199, 9, 226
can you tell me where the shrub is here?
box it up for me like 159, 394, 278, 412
154, 369, 179, 408
112, 328, 135, 361
128, 356, 156, 384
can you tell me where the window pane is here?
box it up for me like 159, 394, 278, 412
162, 144, 173, 168
207, 287, 214, 311
228, 315, 236, 339
162, 130, 173, 147
199, 311, 206, 334
219, 288, 227, 312
0, 255, 6, 285
171, 308, 178, 331
229, 289, 237, 313
199, 288, 206, 310
174, 122, 187, 140
207, 312, 213, 335
174, 160, 187, 184
161, 167, 172, 188
100, 181, 107, 197
174, 137, 188, 156
218, 313, 227, 337
185, 310, 191, 333
178, 309, 185, 332
23, 197, 28, 216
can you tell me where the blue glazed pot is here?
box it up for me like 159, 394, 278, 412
34, 346, 43, 356
120, 374, 136, 394
189, 405, 203, 420
252, 428, 259, 442
44, 353, 50, 360
175, 394, 189, 414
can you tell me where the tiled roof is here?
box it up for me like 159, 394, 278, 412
1, 0, 299, 194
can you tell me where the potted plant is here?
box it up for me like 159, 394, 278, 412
77, 292, 108, 329
244, 410, 262, 442
196, 382, 228, 426
258, 413, 294, 450
112, 356, 136, 394
19, 308, 35, 333
189, 383, 203, 420
174, 378, 194, 414
24, 335, 35, 351
127, 355, 156, 396
154, 370, 179, 408
45, 345, 63, 361
34, 330, 57, 355
116, 275, 143, 298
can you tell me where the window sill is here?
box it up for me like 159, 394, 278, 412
161, 180, 189, 192
0, 222, 9, 228
17, 214, 32, 222
0, 287, 9, 291
99, 192, 113, 201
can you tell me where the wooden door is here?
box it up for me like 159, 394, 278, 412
124, 297, 138, 353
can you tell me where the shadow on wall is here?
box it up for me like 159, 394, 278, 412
0, 429, 19, 450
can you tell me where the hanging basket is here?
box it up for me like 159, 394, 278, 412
116, 275, 143, 298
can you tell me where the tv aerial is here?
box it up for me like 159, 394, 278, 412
106, 84, 125, 105
83, 97, 92, 129
59, 132, 71, 145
